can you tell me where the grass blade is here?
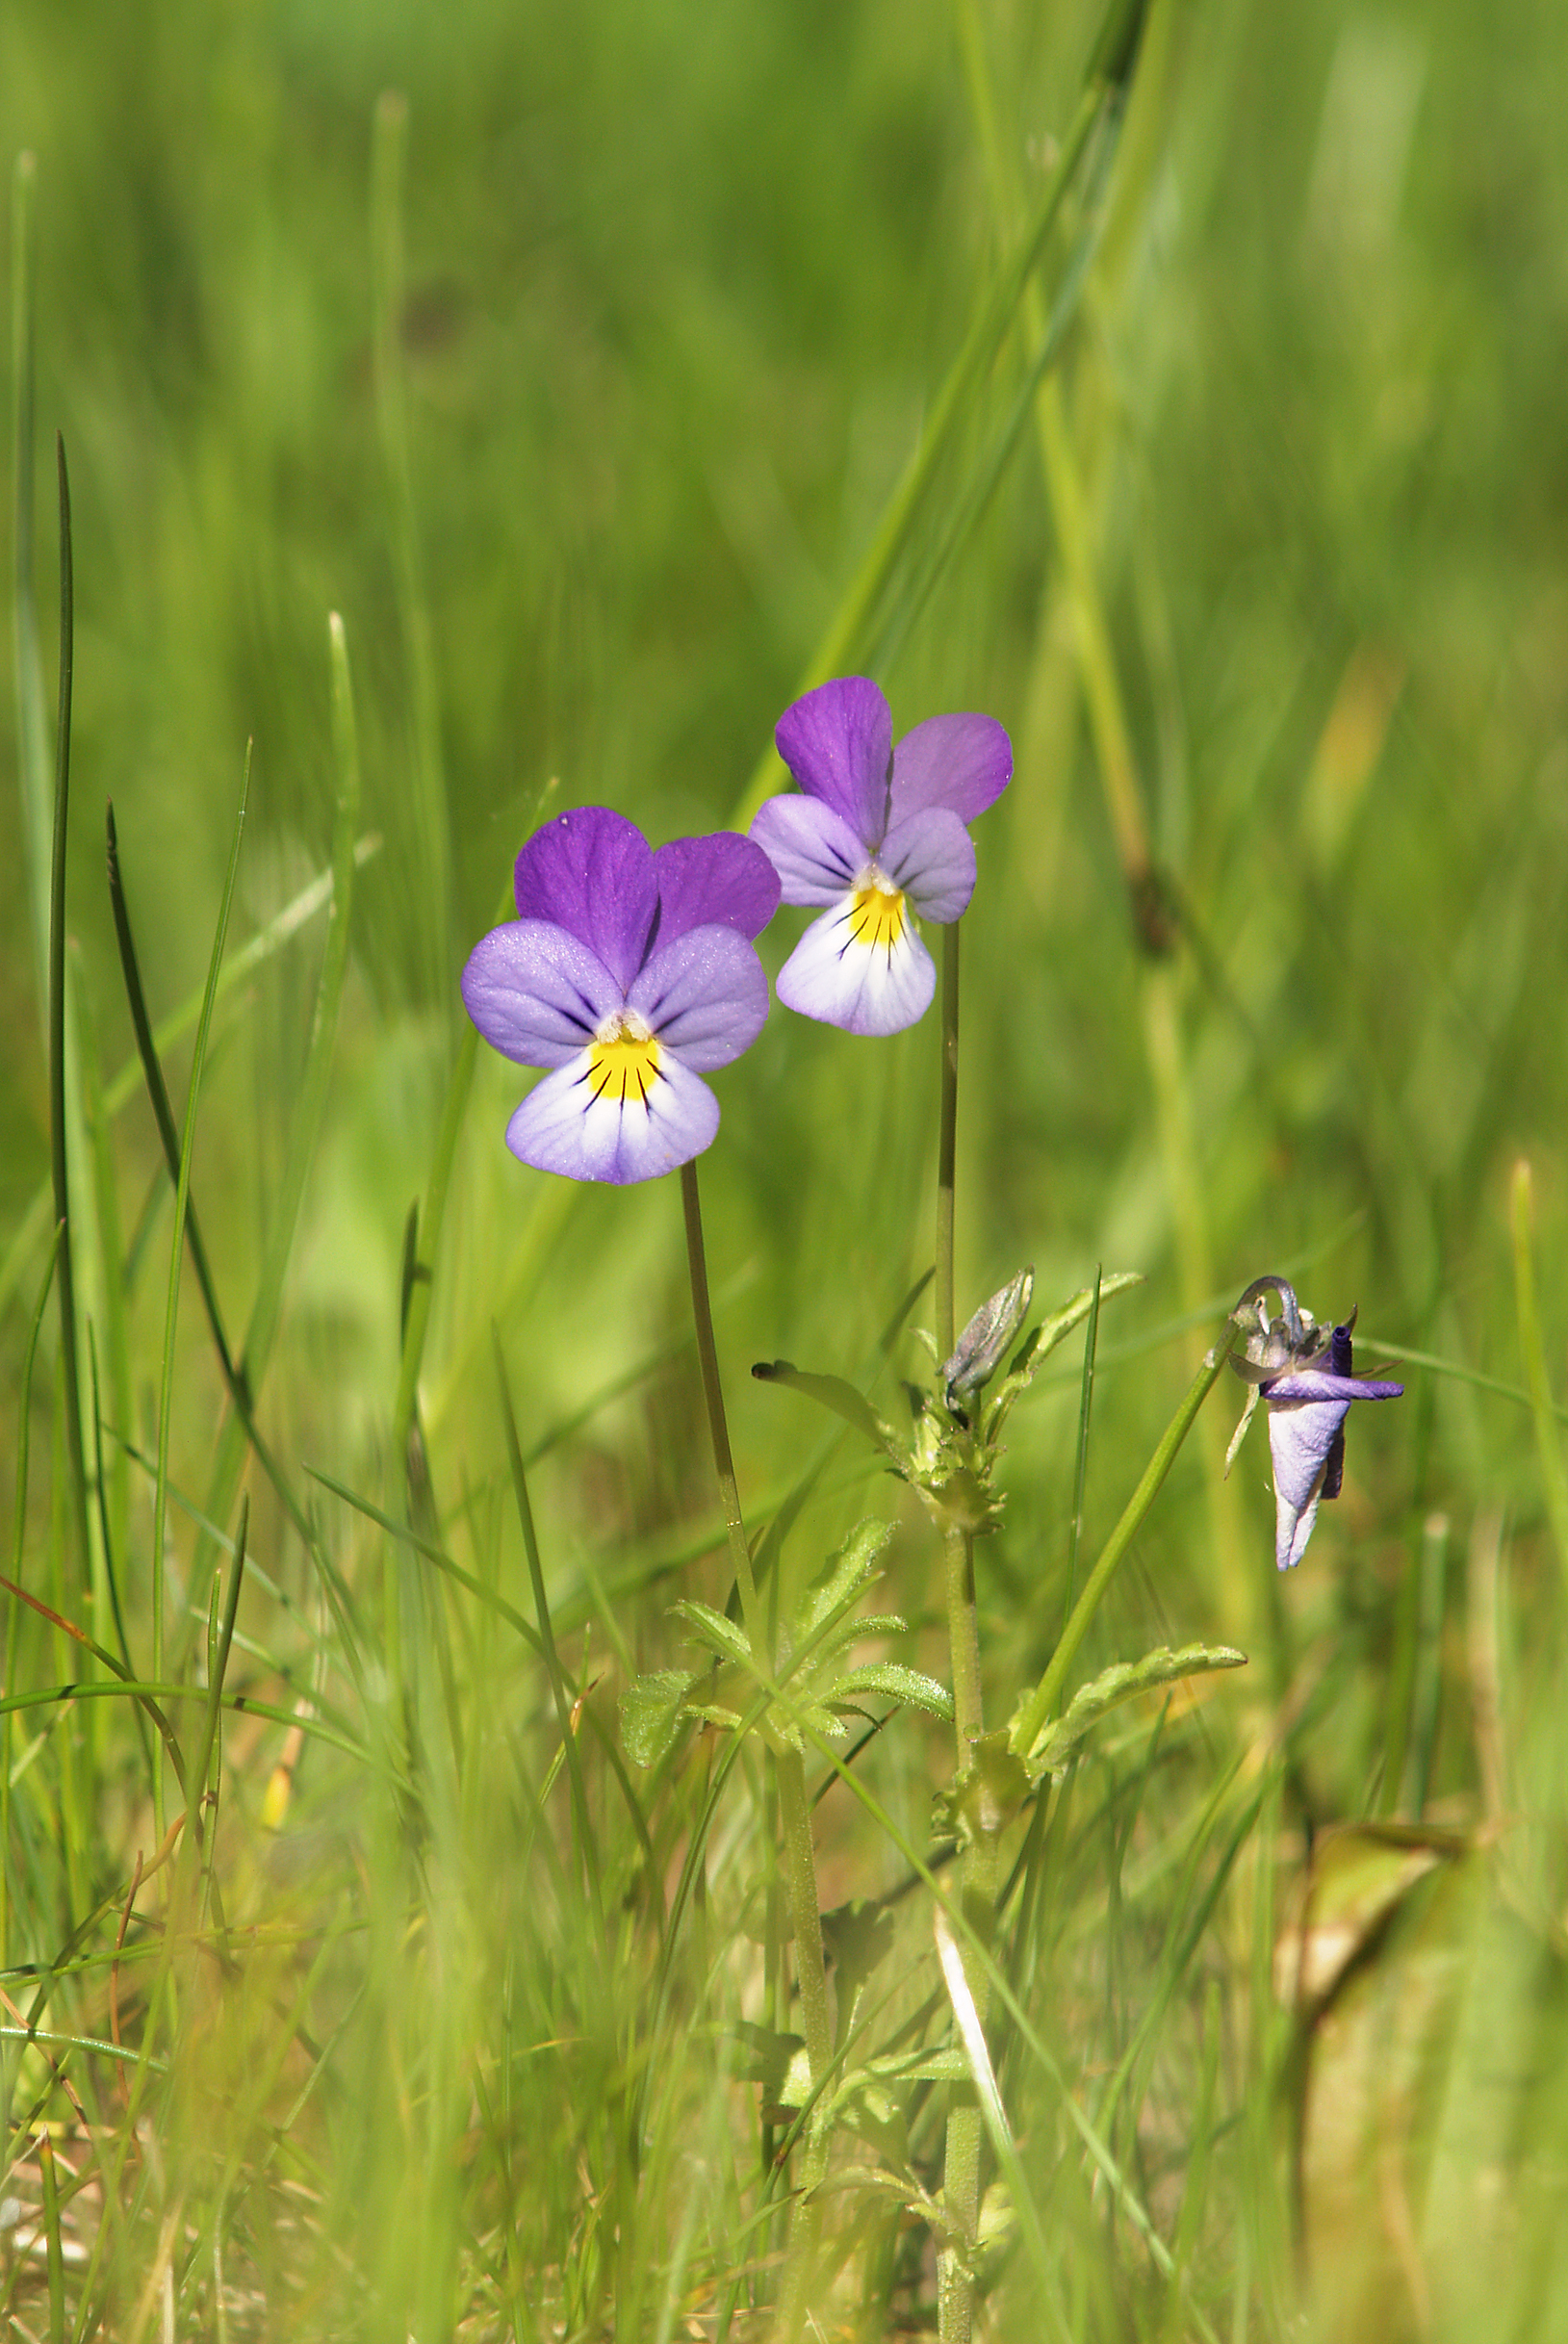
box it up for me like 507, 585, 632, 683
1017, 1320, 1239, 1749
149, 751, 250, 1829
1510, 1158, 1568, 1599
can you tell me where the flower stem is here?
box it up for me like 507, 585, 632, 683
935, 921, 961, 1364
680, 1158, 762, 1652
932, 918, 990, 2344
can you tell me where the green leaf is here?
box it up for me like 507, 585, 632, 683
794, 1518, 894, 1643
752, 1360, 899, 1455
672, 1598, 754, 1670
821, 1897, 896, 1996
619, 1669, 697, 1767
1011, 1641, 1247, 1779
831, 1662, 954, 1721
733, 2022, 808, 2097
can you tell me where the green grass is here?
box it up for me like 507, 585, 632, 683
4, 0, 1568, 2334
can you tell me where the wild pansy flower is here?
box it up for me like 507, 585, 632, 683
1229, 1275, 1404, 1571
461, 806, 780, 1184
750, 676, 1012, 1035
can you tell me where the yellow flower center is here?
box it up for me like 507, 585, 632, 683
846, 884, 907, 955
587, 1017, 662, 1107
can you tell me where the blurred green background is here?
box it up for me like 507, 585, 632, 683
4, 0, 1568, 2333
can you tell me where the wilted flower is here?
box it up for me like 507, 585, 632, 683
1229, 1275, 1404, 1571
462, 806, 780, 1184
750, 676, 1012, 1036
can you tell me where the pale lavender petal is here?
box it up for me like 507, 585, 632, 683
774, 893, 936, 1036
512, 806, 658, 992
750, 794, 869, 907
775, 677, 892, 846
461, 920, 620, 1069
879, 806, 976, 924
652, 832, 781, 945
1266, 1401, 1346, 1570
629, 926, 771, 1072
505, 1048, 720, 1184
889, 712, 1013, 825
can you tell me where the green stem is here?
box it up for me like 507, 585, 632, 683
774, 1744, 835, 2335
944, 1525, 984, 1752
938, 1819, 1000, 2344
935, 922, 961, 1365
1015, 1322, 1238, 1754
680, 1159, 761, 1650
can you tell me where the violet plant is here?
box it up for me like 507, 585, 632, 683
461, 689, 1406, 2344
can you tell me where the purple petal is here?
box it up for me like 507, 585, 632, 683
461, 920, 620, 1068
889, 711, 1013, 825
1261, 1373, 1404, 1403
879, 806, 976, 924
750, 794, 869, 907
512, 807, 658, 993
504, 1048, 720, 1184
651, 831, 781, 946
629, 926, 771, 1072
774, 893, 936, 1036
775, 678, 892, 847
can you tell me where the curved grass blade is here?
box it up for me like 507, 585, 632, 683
188, 614, 362, 1622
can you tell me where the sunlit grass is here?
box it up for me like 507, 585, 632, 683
4, 0, 1568, 2334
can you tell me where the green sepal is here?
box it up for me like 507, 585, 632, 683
933, 1729, 1031, 1848
1010, 1641, 1247, 1782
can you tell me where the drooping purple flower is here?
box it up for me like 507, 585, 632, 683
749, 677, 1012, 1036
1229, 1277, 1403, 1571
461, 807, 780, 1184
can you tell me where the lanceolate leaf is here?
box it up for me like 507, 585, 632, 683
831, 1662, 953, 1721
671, 1599, 753, 1670
1012, 1642, 1247, 1780
751, 1360, 898, 1455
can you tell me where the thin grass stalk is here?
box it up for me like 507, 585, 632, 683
1015, 1321, 1239, 1750
71, 945, 132, 1676
730, 64, 1113, 827
3, 1226, 63, 1973
492, 1329, 606, 1942
149, 759, 250, 1833
190, 613, 362, 1613
1510, 1159, 1568, 1599
47, 443, 95, 1629
39, 2128, 66, 2344
372, 89, 452, 1009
